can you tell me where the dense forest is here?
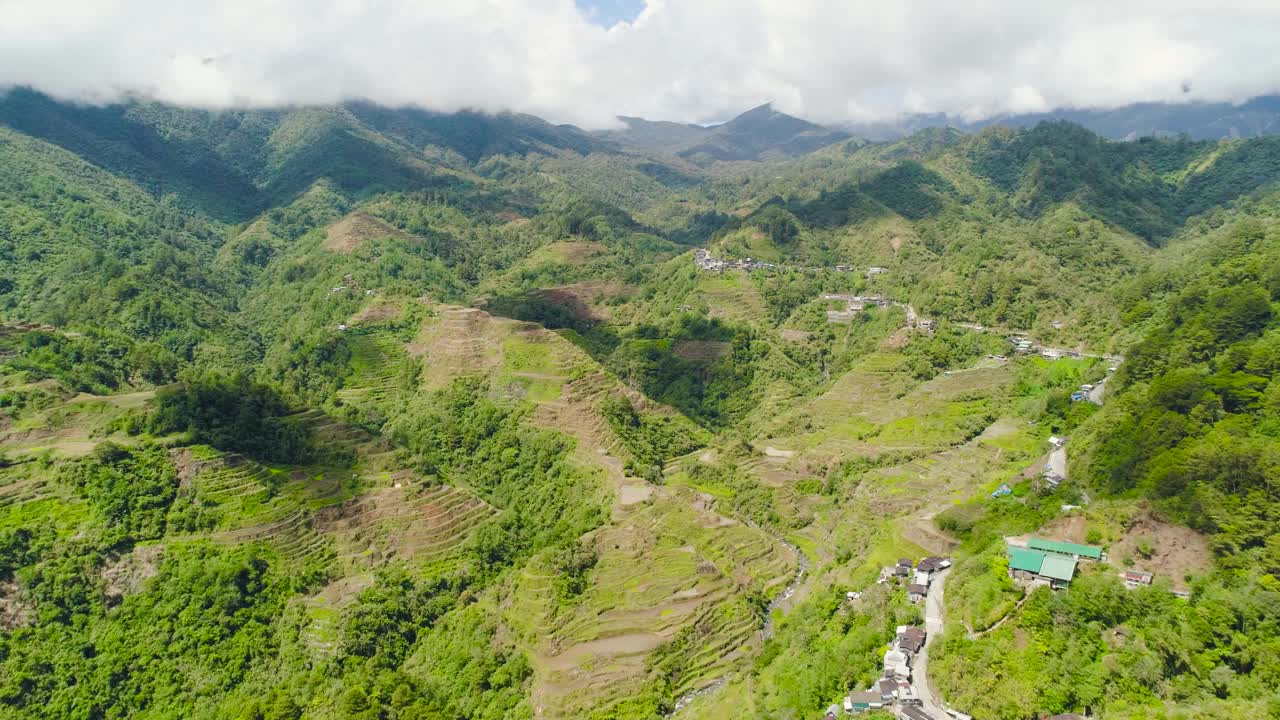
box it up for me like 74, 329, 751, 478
0, 89, 1278, 720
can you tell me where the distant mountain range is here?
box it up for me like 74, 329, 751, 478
840, 95, 1280, 142
595, 103, 850, 162
596, 95, 1280, 160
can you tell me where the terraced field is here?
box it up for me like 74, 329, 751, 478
763, 355, 1014, 466
316, 481, 496, 571
412, 306, 524, 388
693, 271, 768, 323
335, 330, 412, 411
173, 452, 348, 572
284, 408, 396, 472
512, 488, 797, 718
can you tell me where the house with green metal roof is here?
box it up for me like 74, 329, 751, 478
1007, 544, 1079, 588
1039, 554, 1077, 583
1028, 537, 1103, 560
1007, 546, 1045, 575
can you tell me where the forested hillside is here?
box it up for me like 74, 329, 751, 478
0, 90, 1278, 720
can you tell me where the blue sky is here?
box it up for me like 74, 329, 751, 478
576, 0, 645, 27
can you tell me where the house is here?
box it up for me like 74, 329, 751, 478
1041, 348, 1063, 360
893, 564, 911, 578
867, 266, 889, 276
913, 569, 931, 586
897, 558, 914, 570
1070, 391, 1086, 402
877, 678, 897, 702
907, 583, 928, 603
917, 557, 951, 573
846, 690, 883, 713
898, 706, 936, 720
1048, 436, 1066, 448
918, 318, 937, 333
1007, 545, 1077, 589
1043, 472, 1064, 489
991, 483, 1012, 498
825, 703, 841, 719
1123, 570, 1153, 587
1028, 537, 1103, 561
884, 648, 911, 679
897, 627, 926, 654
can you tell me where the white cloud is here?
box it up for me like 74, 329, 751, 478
2, 0, 1279, 128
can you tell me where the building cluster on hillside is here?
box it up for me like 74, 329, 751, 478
823, 293, 893, 323
832, 557, 954, 717
693, 248, 889, 277
694, 249, 779, 272
1005, 537, 1104, 590
878, 556, 950, 602
838, 625, 929, 715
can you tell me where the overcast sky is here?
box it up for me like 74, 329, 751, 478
2, 0, 1279, 128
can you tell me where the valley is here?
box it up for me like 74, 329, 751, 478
0, 90, 1277, 720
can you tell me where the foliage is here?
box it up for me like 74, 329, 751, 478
143, 374, 313, 463
932, 572, 1280, 719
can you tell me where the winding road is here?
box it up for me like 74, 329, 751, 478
914, 568, 953, 720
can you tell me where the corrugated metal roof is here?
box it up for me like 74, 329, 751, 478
1039, 554, 1077, 582
1029, 537, 1103, 560
1007, 546, 1045, 573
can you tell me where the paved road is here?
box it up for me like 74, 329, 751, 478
1048, 446, 1068, 479
914, 568, 952, 720
1087, 377, 1107, 405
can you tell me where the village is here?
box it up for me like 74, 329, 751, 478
692, 250, 1122, 367
693, 248, 888, 277
690, 248, 1143, 719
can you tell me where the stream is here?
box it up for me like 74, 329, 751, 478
760, 536, 810, 640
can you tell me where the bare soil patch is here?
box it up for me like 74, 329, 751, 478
324, 212, 415, 254
0, 579, 32, 630
170, 448, 224, 489
1040, 513, 1089, 543
103, 544, 164, 601
348, 301, 402, 326
780, 329, 812, 342
617, 483, 654, 506
1110, 511, 1212, 588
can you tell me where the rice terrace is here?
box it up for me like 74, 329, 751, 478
1, 8, 1280, 719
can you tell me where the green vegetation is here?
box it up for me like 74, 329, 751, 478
3, 90, 1280, 720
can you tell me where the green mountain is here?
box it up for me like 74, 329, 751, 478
0, 91, 1278, 720
598, 103, 851, 162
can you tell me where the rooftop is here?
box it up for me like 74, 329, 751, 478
1007, 545, 1045, 574
1029, 537, 1103, 560
847, 690, 880, 704
1039, 553, 1077, 582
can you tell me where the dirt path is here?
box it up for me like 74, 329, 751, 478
968, 586, 1030, 639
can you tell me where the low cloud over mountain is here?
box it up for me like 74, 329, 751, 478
3, 1, 1280, 128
